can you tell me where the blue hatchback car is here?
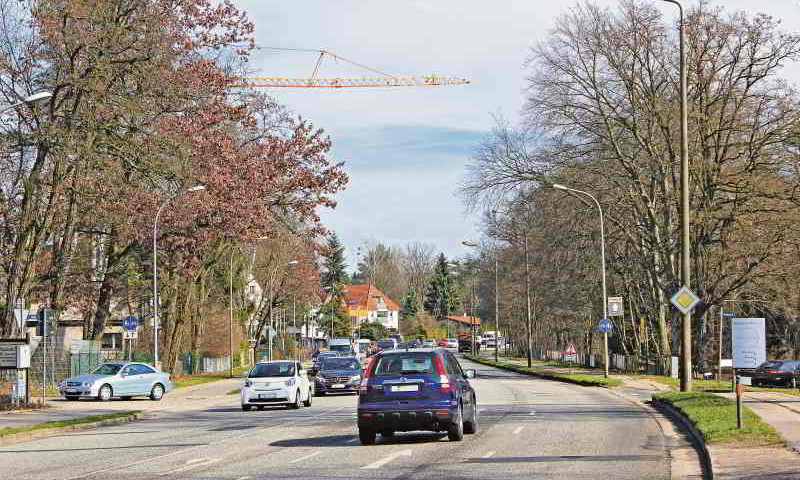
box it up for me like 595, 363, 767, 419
357, 348, 477, 444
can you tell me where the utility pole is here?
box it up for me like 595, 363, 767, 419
654, 0, 691, 392
494, 254, 499, 363
229, 253, 234, 378
524, 232, 532, 368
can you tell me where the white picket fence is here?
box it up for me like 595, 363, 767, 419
202, 356, 230, 373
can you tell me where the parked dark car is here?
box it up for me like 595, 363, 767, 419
357, 348, 478, 445
458, 338, 480, 353
751, 360, 800, 388
375, 340, 397, 351
314, 356, 362, 395
406, 339, 422, 349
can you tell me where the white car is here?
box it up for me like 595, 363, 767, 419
241, 361, 313, 411
446, 338, 459, 349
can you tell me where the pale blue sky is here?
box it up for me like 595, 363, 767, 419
234, 0, 800, 267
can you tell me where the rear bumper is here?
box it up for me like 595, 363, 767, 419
357, 408, 455, 432
752, 375, 795, 386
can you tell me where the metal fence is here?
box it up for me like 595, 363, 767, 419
530, 348, 671, 376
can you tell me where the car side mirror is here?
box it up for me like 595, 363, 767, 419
120, 372, 129, 378
464, 369, 476, 379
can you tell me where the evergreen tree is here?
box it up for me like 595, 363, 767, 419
320, 233, 351, 337
424, 253, 458, 319
403, 285, 421, 317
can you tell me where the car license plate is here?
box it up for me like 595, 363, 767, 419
331, 384, 345, 389
65, 389, 76, 393
259, 392, 276, 399
392, 385, 418, 392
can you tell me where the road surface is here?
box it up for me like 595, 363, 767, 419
0, 357, 682, 480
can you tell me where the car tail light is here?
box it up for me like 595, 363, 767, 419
360, 356, 377, 394
434, 355, 451, 392
767, 370, 789, 374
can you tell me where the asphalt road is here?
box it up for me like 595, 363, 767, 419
0, 357, 675, 480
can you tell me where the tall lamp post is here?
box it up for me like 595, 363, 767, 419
552, 183, 609, 378
152, 185, 205, 368
653, 0, 691, 391
0, 91, 52, 114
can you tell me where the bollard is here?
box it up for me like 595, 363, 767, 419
735, 376, 744, 429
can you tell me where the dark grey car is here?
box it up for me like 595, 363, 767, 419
751, 360, 800, 388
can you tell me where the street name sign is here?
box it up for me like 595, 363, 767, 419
670, 286, 700, 314
123, 330, 138, 340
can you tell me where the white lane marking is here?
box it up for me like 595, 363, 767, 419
62, 406, 350, 480
346, 437, 360, 443
290, 451, 321, 463
361, 449, 413, 469
185, 458, 208, 465
513, 426, 524, 435
234, 477, 251, 480
478, 408, 486, 412
529, 411, 536, 416
161, 458, 219, 476
482, 451, 496, 458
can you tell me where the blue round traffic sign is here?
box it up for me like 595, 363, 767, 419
122, 316, 138, 331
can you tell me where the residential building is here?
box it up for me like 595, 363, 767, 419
343, 284, 401, 331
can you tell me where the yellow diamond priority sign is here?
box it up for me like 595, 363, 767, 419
670, 286, 700, 314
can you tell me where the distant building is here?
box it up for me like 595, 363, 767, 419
343, 285, 401, 331
441, 315, 481, 336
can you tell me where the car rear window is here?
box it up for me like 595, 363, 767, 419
373, 353, 437, 376
377, 341, 395, 348
759, 361, 785, 369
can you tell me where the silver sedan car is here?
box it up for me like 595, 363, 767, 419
59, 361, 173, 401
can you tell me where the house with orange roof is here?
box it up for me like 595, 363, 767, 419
343, 284, 401, 331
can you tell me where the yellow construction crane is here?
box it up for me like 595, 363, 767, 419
236, 48, 470, 89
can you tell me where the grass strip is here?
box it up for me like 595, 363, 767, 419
466, 355, 622, 387
653, 391, 781, 446
640, 376, 800, 397
0, 410, 140, 437
172, 366, 248, 389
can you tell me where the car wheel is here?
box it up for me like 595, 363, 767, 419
303, 389, 313, 407
289, 390, 301, 409
121, 396, 132, 401
64, 395, 80, 401
149, 383, 165, 401
463, 398, 479, 434
242, 404, 252, 411
315, 390, 325, 397
448, 404, 464, 441
380, 430, 395, 437
359, 428, 377, 445
98, 384, 113, 402
257, 405, 265, 411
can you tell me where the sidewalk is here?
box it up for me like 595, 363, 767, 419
488, 354, 800, 479
0, 375, 242, 430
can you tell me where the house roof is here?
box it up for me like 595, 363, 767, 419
343, 284, 401, 312
444, 315, 481, 326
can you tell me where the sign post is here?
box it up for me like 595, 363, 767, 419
607, 296, 624, 318
122, 316, 138, 362
565, 341, 577, 374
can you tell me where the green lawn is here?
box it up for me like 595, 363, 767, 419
0, 411, 140, 437
653, 391, 781, 446
467, 355, 622, 387
172, 367, 247, 389
641, 376, 800, 396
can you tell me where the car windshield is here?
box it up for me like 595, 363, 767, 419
250, 362, 295, 378
330, 344, 351, 353
90, 363, 123, 375
758, 361, 786, 369
321, 358, 361, 370
377, 341, 395, 348
373, 353, 437, 376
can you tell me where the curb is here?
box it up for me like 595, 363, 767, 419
465, 356, 614, 388
651, 397, 714, 480
0, 412, 152, 447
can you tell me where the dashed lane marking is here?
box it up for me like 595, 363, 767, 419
362, 449, 413, 469
513, 426, 524, 435
483, 451, 496, 458
290, 451, 322, 463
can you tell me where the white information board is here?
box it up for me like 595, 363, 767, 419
732, 318, 766, 369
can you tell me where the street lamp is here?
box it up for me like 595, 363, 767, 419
0, 91, 53, 114
152, 184, 206, 368
552, 183, 610, 378
462, 240, 500, 363
653, 0, 691, 392
287, 260, 299, 359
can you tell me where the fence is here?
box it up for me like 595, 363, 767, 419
529, 348, 671, 376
